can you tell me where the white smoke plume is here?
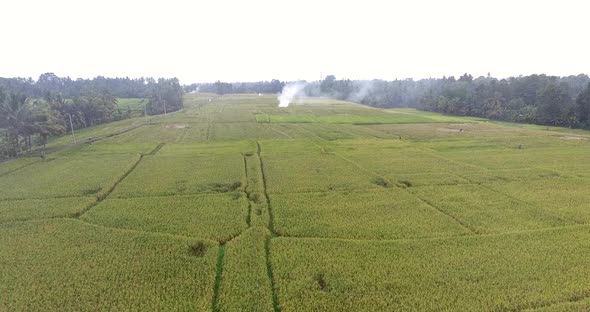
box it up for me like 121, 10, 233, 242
347, 80, 375, 103
278, 82, 306, 108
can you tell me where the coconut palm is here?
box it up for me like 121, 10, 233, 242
0, 89, 64, 157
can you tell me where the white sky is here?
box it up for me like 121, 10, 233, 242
1, 0, 589, 84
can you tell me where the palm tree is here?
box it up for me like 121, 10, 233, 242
0, 90, 64, 157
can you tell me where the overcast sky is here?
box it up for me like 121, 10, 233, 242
1, 0, 589, 84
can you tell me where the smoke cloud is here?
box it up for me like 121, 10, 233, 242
278, 82, 306, 108
276, 79, 379, 108
347, 80, 375, 103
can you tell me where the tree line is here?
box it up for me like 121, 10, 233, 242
185, 79, 286, 95
304, 74, 590, 129
0, 74, 184, 159
198, 73, 590, 128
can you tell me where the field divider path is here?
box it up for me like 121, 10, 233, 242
256, 141, 282, 311
0, 158, 42, 177
516, 288, 590, 311
295, 125, 331, 149
241, 153, 252, 227
327, 151, 396, 187
326, 148, 480, 233
265, 236, 280, 312
417, 147, 495, 183
419, 148, 581, 226
478, 183, 582, 225
71, 217, 198, 241
256, 223, 590, 244
256, 141, 277, 235
206, 119, 212, 141
412, 196, 479, 234
211, 244, 226, 312
175, 127, 189, 143
267, 124, 293, 138
74, 143, 165, 218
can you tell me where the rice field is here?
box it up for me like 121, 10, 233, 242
1, 93, 590, 311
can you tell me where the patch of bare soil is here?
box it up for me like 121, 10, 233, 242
561, 136, 588, 140
437, 128, 463, 133
164, 124, 188, 129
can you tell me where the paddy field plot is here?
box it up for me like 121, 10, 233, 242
261, 148, 379, 194
408, 184, 569, 233
271, 226, 590, 312
82, 193, 249, 241
111, 153, 245, 197
0, 219, 218, 311
217, 227, 274, 312
113, 98, 146, 118
0, 154, 140, 200
271, 188, 470, 239
0, 197, 96, 222
0, 157, 39, 176
2, 93, 590, 311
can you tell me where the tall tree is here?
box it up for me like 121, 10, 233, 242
0, 89, 63, 157
537, 83, 572, 126
576, 83, 590, 125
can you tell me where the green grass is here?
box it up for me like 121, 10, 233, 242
114, 98, 146, 118
271, 225, 590, 311
82, 194, 249, 242
271, 188, 470, 239
0, 218, 218, 311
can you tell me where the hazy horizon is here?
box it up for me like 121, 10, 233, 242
2, 0, 589, 84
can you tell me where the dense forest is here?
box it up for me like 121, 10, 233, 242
0, 74, 184, 158
185, 80, 286, 95
197, 74, 590, 129
305, 74, 590, 129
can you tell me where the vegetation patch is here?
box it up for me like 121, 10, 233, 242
189, 241, 208, 257
314, 272, 329, 291
201, 181, 242, 193
398, 179, 413, 187
370, 176, 393, 188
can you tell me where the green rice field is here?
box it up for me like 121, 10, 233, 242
2, 93, 590, 311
